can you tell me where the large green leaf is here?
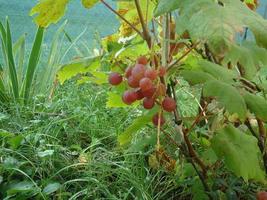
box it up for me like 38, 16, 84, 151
180, 70, 215, 85
243, 92, 267, 122
203, 80, 247, 121
211, 125, 265, 182
175, 0, 267, 55
198, 60, 237, 83
154, 0, 180, 17
223, 43, 267, 79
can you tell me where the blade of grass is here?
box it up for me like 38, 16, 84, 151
13, 34, 26, 88
5, 19, 19, 100
22, 26, 44, 104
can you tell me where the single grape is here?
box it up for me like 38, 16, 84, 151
158, 67, 166, 77
139, 77, 153, 92
143, 97, 155, 109
145, 68, 158, 80
142, 87, 156, 98
152, 113, 165, 126
136, 89, 144, 100
125, 66, 133, 78
257, 191, 267, 200
132, 64, 146, 81
108, 72, 122, 85
122, 90, 138, 105
137, 56, 148, 65
128, 76, 139, 88
162, 97, 176, 112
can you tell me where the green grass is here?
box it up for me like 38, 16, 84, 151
0, 82, 186, 199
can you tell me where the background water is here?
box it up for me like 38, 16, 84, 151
0, 0, 119, 54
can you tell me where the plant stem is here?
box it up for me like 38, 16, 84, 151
100, 0, 143, 37
167, 42, 200, 72
134, 0, 151, 48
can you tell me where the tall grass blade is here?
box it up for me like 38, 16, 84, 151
13, 34, 26, 88
22, 27, 44, 104
5, 19, 19, 100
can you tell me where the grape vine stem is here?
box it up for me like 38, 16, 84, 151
100, 0, 143, 38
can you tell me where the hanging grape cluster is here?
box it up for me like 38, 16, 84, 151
108, 56, 177, 126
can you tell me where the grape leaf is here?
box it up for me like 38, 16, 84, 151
203, 80, 247, 121
175, 0, 267, 56
180, 70, 215, 85
154, 0, 180, 17
30, 0, 69, 28
223, 42, 267, 79
243, 91, 267, 122
117, 1, 155, 37
211, 125, 265, 182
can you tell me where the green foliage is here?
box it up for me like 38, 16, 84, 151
0, 19, 44, 105
203, 80, 247, 121
243, 91, 267, 122
118, 109, 157, 146
211, 125, 265, 182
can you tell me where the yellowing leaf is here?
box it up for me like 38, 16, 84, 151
30, 0, 69, 28
81, 0, 99, 9
117, 1, 155, 37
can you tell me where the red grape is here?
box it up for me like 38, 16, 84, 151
162, 97, 176, 112
125, 66, 133, 78
132, 64, 146, 81
158, 67, 166, 77
152, 113, 165, 126
136, 89, 144, 100
108, 72, 122, 85
142, 87, 156, 98
122, 90, 138, 105
143, 97, 155, 109
137, 56, 148, 65
145, 68, 158, 80
139, 77, 153, 92
257, 191, 267, 200
128, 76, 139, 88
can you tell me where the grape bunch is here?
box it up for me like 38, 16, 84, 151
108, 56, 176, 127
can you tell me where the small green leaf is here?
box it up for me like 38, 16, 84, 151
8, 135, 24, 149
37, 150, 54, 158
57, 56, 100, 84
118, 109, 157, 147
211, 125, 265, 182
43, 182, 61, 195
243, 92, 267, 122
81, 0, 99, 9
7, 181, 35, 195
